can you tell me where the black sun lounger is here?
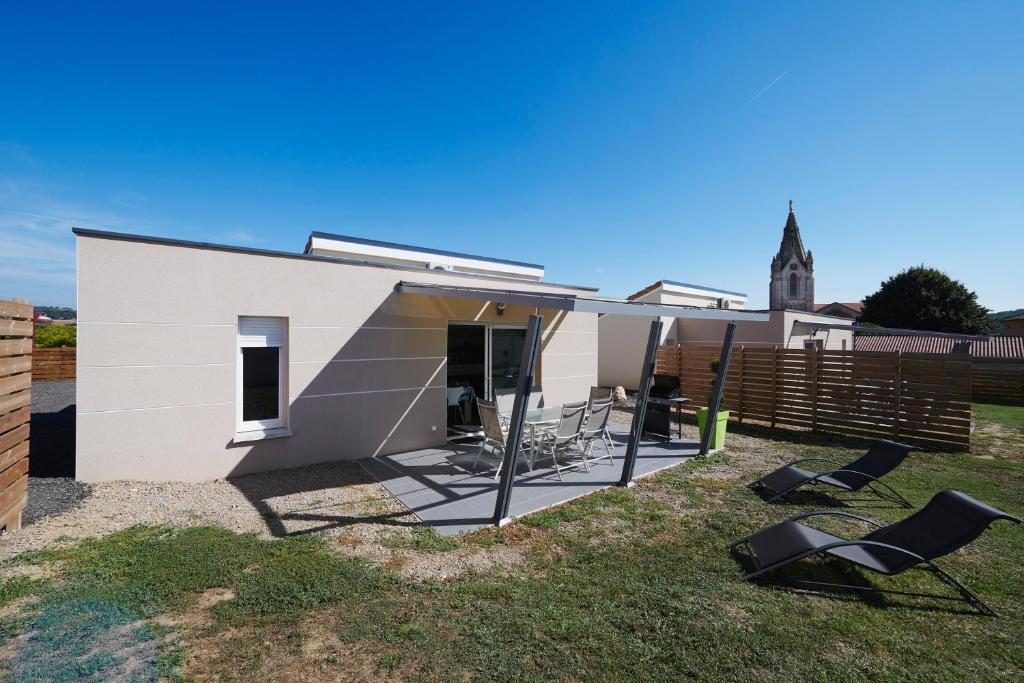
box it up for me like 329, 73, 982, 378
727, 490, 1021, 616
749, 439, 914, 506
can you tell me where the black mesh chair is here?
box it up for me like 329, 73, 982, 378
749, 439, 914, 507
727, 490, 1021, 615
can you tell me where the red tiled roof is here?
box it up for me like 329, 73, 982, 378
814, 302, 863, 313
855, 335, 1024, 359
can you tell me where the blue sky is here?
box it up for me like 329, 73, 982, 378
1, 1, 1022, 310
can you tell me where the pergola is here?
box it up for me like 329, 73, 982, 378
395, 281, 770, 527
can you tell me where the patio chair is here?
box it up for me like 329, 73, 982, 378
535, 401, 589, 480
588, 386, 614, 448
589, 386, 612, 404
579, 398, 615, 466
447, 387, 468, 423
748, 439, 914, 507
727, 490, 1021, 616
495, 387, 544, 427
472, 398, 530, 480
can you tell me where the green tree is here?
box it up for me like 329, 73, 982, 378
34, 324, 76, 347
861, 266, 993, 334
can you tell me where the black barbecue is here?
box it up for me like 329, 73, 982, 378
645, 374, 688, 441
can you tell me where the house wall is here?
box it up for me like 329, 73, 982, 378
675, 311, 852, 350
599, 284, 743, 389
76, 235, 597, 482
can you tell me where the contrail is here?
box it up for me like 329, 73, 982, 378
744, 69, 789, 106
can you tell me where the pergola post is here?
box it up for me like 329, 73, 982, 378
618, 319, 663, 487
699, 321, 737, 455
492, 313, 544, 527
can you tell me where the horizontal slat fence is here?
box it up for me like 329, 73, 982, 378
971, 361, 1024, 405
0, 298, 32, 533
32, 346, 76, 380
657, 344, 972, 451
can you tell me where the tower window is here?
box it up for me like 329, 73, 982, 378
789, 272, 799, 297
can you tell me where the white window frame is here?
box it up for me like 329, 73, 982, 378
237, 316, 288, 435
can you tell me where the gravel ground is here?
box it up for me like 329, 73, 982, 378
29, 379, 76, 478
29, 379, 75, 414
22, 478, 93, 527
1, 459, 523, 582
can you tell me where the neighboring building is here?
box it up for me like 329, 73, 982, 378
814, 302, 863, 320
599, 281, 748, 389
598, 277, 853, 389
855, 335, 1024, 360
75, 228, 766, 482
769, 201, 814, 311
1000, 313, 1024, 336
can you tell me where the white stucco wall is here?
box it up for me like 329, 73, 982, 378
76, 235, 597, 482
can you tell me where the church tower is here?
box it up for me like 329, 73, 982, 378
769, 201, 814, 311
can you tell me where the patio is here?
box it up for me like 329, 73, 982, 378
361, 420, 701, 535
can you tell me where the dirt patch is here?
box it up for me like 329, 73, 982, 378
972, 420, 1024, 460
179, 616, 430, 682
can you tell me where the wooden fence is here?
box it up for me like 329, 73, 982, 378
32, 345, 76, 380
0, 299, 32, 533
656, 344, 972, 451
971, 362, 1024, 405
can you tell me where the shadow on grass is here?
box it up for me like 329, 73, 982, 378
226, 461, 423, 538
727, 545, 988, 617
746, 486, 911, 510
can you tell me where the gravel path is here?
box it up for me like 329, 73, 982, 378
22, 478, 93, 527
30, 379, 75, 414
29, 379, 76, 479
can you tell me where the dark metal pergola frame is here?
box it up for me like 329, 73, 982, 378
392, 281, 767, 527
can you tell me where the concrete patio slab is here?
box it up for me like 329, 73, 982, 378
360, 422, 700, 535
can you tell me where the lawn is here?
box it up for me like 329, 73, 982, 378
1, 408, 1022, 681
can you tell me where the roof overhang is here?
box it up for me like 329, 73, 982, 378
396, 281, 771, 321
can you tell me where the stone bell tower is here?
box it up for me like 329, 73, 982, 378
769, 200, 814, 311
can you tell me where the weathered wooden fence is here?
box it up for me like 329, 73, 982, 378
971, 361, 1024, 405
657, 344, 972, 451
32, 345, 76, 380
0, 299, 32, 532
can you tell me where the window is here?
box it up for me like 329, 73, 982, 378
789, 272, 799, 297
237, 317, 287, 434
804, 339, 824, 350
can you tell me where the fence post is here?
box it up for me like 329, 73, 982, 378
893, 349, 902, 438
810, 346, 819, 431
770, 346, 778, 428
737, 345, 745, 423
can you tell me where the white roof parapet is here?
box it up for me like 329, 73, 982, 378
396, 282, 771, 321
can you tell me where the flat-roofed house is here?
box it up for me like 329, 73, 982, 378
75, 229, 768, 482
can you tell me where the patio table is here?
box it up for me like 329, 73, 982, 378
501, 405, 563, 468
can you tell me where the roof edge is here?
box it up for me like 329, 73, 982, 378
661, 279, 748, 298
72, 227, 598, 292
307, 230, 545, 271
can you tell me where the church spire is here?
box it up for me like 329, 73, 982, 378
776, 200, 807, 265
769, 199, 815, 311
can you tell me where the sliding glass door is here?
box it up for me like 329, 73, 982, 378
490, 326, 527, 394
446, 323, 527, 432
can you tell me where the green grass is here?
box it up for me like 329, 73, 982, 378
381, 526, 462, 552
2, 406, 1023, 680
974, 402, 1024, 430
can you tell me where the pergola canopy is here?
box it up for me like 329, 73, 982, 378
792, 319, 991, 341
396, 281, 770, 321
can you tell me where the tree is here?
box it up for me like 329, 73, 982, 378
860, 266, 993, 334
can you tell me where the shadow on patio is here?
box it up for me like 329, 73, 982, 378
360, 421, 702, 535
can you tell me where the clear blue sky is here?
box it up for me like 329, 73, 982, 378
1, 1, 1022, 310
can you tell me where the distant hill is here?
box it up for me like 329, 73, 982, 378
34, 306, 77, 320
989, 309, 1024, 334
